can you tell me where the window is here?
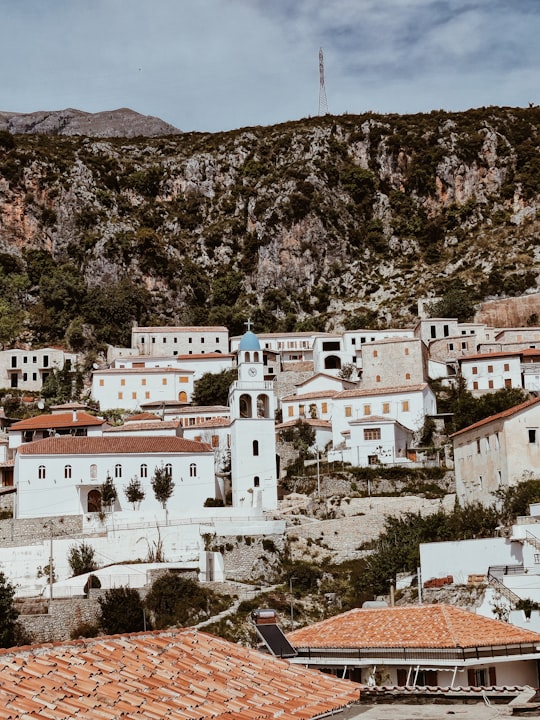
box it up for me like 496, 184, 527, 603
368, 455, 379, 465
364, 428, 381, 440
254, 476, 260, 487
476, 438, 481, 454
504, 378, 512, 388
299, 405, 305, 417
288, 406, 294, 417
43, 355, 49, 367
345, 406, 352, 418
405, 372, 411, 380
140, 464, 148, 478
90, 464, 98, 479
118, 392, 123, 400
99, 379, 104, 387
115, 464, 122, 478
165, 463, 172, 477
211, 435, 219, 448
430, 325, 436, 339
142, 378, 147, 386
376, 375, 381, 382
487, 365, 493, 373
461, 342, 467, 349
473, 381, 478, 390
64, 465, 72, 479
162, 378, 167, 385
373, 350, 378, 358
448, 342, 454, 351
38, 465, 46, 479
404, 347, 409, 356
32, 356, 37, 363
151, 337, 156, 344
504, 363, 510, 371
180, 376, 189, 383
32, 373, 37, 381
382, 402, 390, 414
529, 429, 537, 444
401, 400, 409, 412
145, 391, 150, 399
10, 356, 16, 368
23, 373, 27, 382
253, 440, 259, 456
488, 380, 494, 389
163, 337, 166, 343
132, 392, 137, 399
363, 404, 371, 416
190, 463, 197, 477
321, 402, 328, 414
23, 356, 28, 364
443, 324, 449, 337
472, 367, 478, 375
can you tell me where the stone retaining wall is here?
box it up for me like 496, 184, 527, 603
0, 514, 83, 547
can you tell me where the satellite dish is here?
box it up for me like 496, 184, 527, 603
37, 400, 45, 410
92, 363, 99, 370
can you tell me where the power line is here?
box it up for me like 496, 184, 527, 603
318, 47, 328, 116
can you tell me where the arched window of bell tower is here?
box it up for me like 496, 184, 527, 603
256, 393, 270, 418
243, 351, 251, 363
254, 351, 260, 362
239, 394, 252, 418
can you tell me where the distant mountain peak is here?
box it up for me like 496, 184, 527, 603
0, 107, 182, 138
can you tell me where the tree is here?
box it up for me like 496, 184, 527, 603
144, 572, 228, 629
151, 465, 175, 510
427, 286, 475, 322
280, 419, 316, 474
0, 571, 20, 648
68, 542, 98, 577
99, 474, 118, 510
98, 586, 147, 634
124, 476, 145, 509
192, 368, 237, 406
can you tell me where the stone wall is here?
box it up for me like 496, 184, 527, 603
210, 533, 285, 583
0, 514, 83, 547
18, 592, 102, 644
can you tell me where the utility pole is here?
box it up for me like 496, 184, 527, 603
48, 521, 54, 607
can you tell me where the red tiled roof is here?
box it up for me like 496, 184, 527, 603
0, 629, 359, 719
276, 419, 332, 429
451, 395, 540, 438
288, 605, 540, 650
17, 436, 212, 455
104, 420, 182, 433
10, 412, 105, 431
185, 417, 231, 429
94, 367, 194, 375
134, 325, 228, 332
334, 383, 428, 399
281, 390, 339, 402
459, 350, 523, 362
126, 412, 162, 422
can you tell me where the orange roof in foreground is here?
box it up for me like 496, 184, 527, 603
10, 412, 105, 431
17, 436, 212, 455
288, 605, 540, 650
0, 629, 359, 720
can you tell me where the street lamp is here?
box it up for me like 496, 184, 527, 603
289, 576, 297, 630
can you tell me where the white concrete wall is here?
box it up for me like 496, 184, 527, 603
92, 369, 194, 411
420, 537, 522, 585
461, 355, 522, 393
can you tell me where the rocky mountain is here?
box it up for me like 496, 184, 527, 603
0, 108, 181, 138
0, 106, 539, 351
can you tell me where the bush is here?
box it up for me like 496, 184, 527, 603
68, 542, 98, 577
98, 587, 147, 634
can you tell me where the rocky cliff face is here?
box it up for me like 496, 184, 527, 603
0, 106, 538, 348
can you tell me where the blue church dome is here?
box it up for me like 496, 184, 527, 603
239, 330, 261, 351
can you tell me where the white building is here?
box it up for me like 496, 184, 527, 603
228, 330, 278, 511
8, 411, 106, 450
91, 367, 195, 411
15, 436, 215, 519
130, 325, 229, 357
348, 416, 415, 466
452, 396, 540, 506
110, 352, 234, 382
457, 351, 523, 394
0, 347, 78, 392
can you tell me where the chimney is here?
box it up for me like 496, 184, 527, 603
72, 410, 78, 422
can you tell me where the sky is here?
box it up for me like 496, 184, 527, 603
1, 0, 538, 134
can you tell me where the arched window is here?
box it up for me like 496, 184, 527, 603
38, 465, 46, 480
87, 489, 101, 513
254, 351, 260, 362
140, 464, 148, 478
64, 465, 72, 479
115, 463, 122, 478
178, 391, 188, 402
90, 463, 98, 480
253, 440, 259, 456
239, 394, 252, 418
165, 463, 172, 477
190, 463, 197, 477
254, 476, 260, 487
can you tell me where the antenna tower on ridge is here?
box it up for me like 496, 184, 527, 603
318, 47, 328, 116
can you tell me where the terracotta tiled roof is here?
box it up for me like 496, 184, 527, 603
10, 412, 105, 431
451, 396, 540, 438
94, 367, 194, 375
104, 420, 182, 433
459, 350, 523, 362
334, 383, 428, 399
134, 325, 228, 332
0, 629, 359, 719
186, 417, 231, 429
177, 405, 230, 414
288, 605, 540, 650
17, 436, 212, 455
295, 373, 355, 388
125, 412, 162, 422
281, 389, 339, 402
276, 419, 332, 429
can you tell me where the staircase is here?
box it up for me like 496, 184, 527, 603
487, 566, 522, 606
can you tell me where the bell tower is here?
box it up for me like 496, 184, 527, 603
228, 326, 277, 510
